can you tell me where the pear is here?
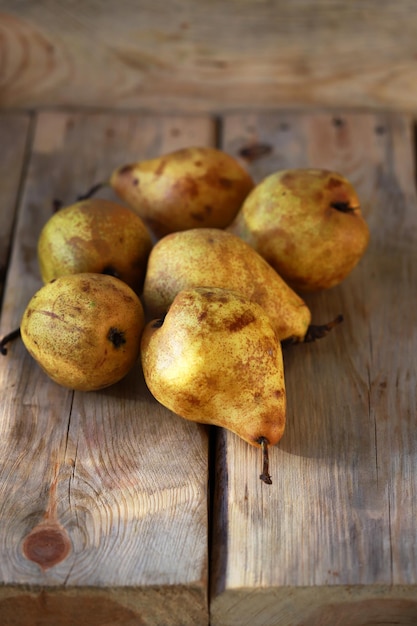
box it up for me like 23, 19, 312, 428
37, 199, 153, 295
80, 147, 255, 239
142, 228, 341, 344
20, 273, 145, 391
141, 286, 286, 484
227, 168, 370, 292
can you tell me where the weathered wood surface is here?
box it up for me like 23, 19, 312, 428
211, 112, 417, 625
0, 112, 214, 625
0, 114, 32, 302
1, 109, 417, 626
2, 1, 417, 113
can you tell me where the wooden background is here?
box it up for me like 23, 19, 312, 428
1, 109, 417, 626
1, 2, 417, 625
1, 1, 417, 113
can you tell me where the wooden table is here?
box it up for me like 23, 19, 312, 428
0, 109, 416, 625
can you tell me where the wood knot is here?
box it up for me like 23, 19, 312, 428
22, 522, 71, 570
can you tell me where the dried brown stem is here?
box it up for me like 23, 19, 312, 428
77, 181, 107, 202
258, 436, 272, 484
283, 314, 344, 346
303, 314, 344, 343
0, 327, 21, 355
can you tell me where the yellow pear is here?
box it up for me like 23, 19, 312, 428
37, 199, 153, 295
141, 286, 286, 483
228, 168, 370, 292
20, 273, 145, 391
80, 146, 254, 239
142, 228, 341, 344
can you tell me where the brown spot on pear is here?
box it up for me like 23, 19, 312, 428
227, 168, 370, 291
37, 198, 153, 295
141, 286, 286, 483
20, 273, 145, 391
109, 146, 255, 239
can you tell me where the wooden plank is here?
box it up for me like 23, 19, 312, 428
0, 113, 32, 302
1, 2, 417, 113
210, 112, 417, 625
0, 111, 215, 625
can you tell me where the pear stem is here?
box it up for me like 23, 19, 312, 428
303, 314, 344, 343
52, 199, 63, 212
77, 181, 107, 202
258, 436, 272, 485
0, 327, 21, 355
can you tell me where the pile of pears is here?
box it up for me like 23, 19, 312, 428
1, 146, 370, 484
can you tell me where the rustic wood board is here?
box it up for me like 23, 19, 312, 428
2, 2, 417, 113
2, 109, 417, 625
0, 111, 215, 625
210, 112, 417, 625
0, 113, 32, 302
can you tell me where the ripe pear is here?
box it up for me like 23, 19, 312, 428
228, 168, 370, 292
80, 147, 255, 239
141, 286, 286, 483
20, 273, 145, 391
142, 228, 340, 344
38, 199, 153, 295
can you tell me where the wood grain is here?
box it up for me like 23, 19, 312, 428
0, 114, 32, 303
2, 108, 417, 624
0, 111, 215, 625
1, 2, 417, 113
210, 112, 417, 625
